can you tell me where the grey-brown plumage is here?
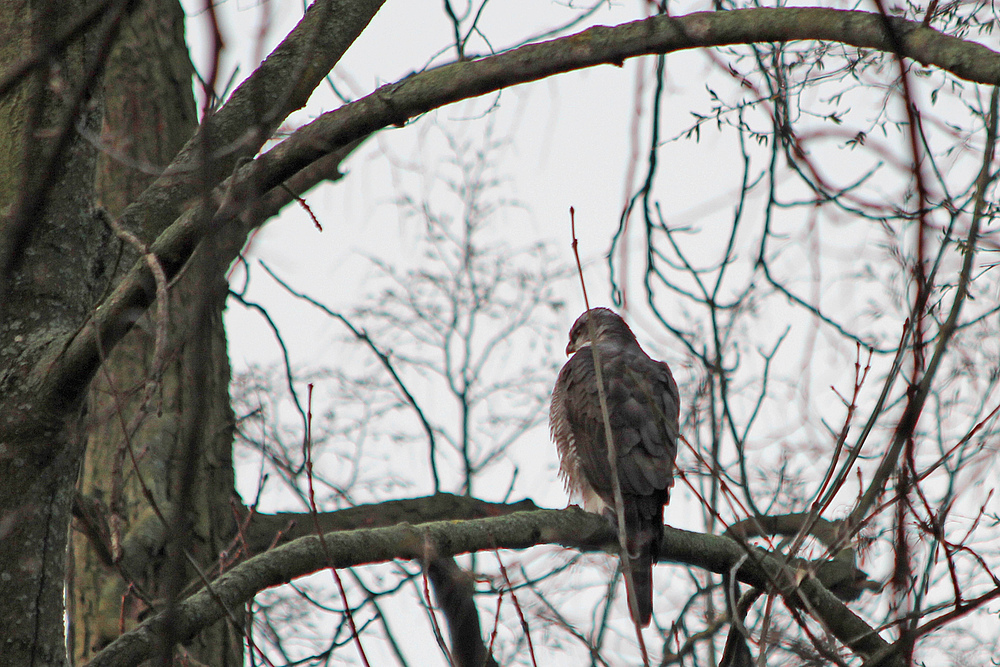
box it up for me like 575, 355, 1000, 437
550, 308, 679, 627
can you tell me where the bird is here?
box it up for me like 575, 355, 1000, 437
550, 307, 679, 627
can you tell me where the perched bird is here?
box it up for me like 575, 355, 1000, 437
550, 307, 679, 626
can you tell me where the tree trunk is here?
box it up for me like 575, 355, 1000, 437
0, 2, 105, 664
68, 1, 242, 665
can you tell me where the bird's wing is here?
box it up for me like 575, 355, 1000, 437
557, 344, 678, 504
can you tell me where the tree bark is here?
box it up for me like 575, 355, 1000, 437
66, 1, 242, 663
0, 2, 106, 664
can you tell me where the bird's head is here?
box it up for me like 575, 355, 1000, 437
565, 307, 637, 355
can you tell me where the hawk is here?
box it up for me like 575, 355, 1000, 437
550, 307, 679, 627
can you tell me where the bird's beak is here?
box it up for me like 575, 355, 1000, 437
565, 342, 573, 356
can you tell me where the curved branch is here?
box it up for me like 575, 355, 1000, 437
254, 7, 1000, 197
88, 505, 894, 667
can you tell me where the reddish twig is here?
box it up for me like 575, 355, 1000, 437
493, 550, 537, 667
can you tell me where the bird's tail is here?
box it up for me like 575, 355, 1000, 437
622, 497, 665, 628
625, 548, 654, 627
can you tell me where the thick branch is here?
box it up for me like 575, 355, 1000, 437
425, 556, 499, 667
240, 492, 540, 555
114, 0, 386, 246
253, 7, 1000, 198
88, 505, 893, 667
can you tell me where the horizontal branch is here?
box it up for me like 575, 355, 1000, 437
241, 492, 540, 555
88, 504, 894, 667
